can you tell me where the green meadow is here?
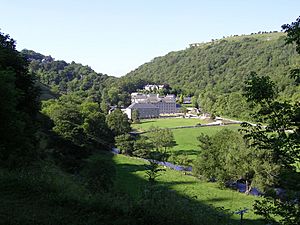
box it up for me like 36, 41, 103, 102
122, 118, 263, 223
133, 117, 241, 161
110, 153, 263, 224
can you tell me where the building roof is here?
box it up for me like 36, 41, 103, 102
163, 98, 176, 103
127, 103, 159, 109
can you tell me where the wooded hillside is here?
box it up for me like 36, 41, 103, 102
124, 32, 300, 119
21, 49, 117, 98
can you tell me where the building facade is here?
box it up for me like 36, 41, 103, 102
130, 93, 176, 114
125, 103, 159, 119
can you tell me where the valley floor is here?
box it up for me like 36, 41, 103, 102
108, 153, 264, 224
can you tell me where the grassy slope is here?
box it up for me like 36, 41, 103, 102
0, 160, 133, 225
111, 154, 263, 224
0, 152, 262, 225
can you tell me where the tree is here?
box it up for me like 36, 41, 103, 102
282, 16, 300, 55
147, 127, 176, 161
106, 109, 131, 136
131, 109, 140, 123
115, 134, 134, 155
242, 17, 300, 225
243, 71, 275, 104
134, 128, 176, 184
145, 160, 165, 184
82, 112, 114, 147
100, 100, 110, 114
282, 16, 300, 84
133, 136, 153, 158
43, 99, 85, 146
42, 95, 113, 149
108, 87, 120, 106
191, 95, 198, 108
194, 129, 249, 190
178, 94, 184, 104
0, 31, 40, 168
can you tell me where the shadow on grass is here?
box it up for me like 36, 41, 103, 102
1, 151, 263, 225
138, 120, 155, 124
203, 197, 232, 203
117, 163, 147, 173
172, 149, 199, 156
111, 153, 265, 225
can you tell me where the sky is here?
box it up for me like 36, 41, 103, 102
0, 0, 299, 77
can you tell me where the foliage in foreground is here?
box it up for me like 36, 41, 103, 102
0, 31, 40, 168
242, 16, 300, 225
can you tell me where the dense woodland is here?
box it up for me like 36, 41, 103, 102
0, 16, 299, 225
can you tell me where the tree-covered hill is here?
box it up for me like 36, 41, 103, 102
124, 32, 300, 119
21, 49, 117, 98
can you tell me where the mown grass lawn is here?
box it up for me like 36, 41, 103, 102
132, 117, 211, 131
110, 154, 263, 224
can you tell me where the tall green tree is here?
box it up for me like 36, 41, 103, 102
131, 109, 140, 123
147, 127, 176, 161
106, 109, 131, 136
178, 94, 184, 104
282, 16, 300, 84
82, 112, 113, 147
133, 136, 153, 158
114, 134, 134, 155
193, 128, 276, 192
191, 95, 198, 108
242, 16, 300, 225
0, 31, 39, 168
243, 71, 300, 224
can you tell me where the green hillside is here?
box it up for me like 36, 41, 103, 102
21, 49, 117, 97
124, 32, 300, 119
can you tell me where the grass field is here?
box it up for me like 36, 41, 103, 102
132, 117, 211, 131
110, 153, 263, 224
171, 125, 240, 160
137, 122, 241, 162
133, 117, 242, 162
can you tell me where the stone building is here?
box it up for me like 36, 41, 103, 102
129, 93, 176, 114
125, 103, 159, 119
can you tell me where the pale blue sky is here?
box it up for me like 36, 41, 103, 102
1, 0, 299, 77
